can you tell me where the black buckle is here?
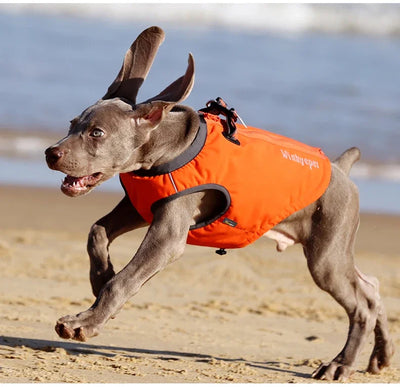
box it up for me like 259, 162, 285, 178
199, 97, 240, 145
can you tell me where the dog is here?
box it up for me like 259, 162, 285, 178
45, 26, 394, 381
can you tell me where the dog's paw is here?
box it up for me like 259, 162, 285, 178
55, 310, 102, 342
367, 338, 395, 374
312, 361, 354, 381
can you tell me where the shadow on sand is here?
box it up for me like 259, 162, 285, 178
0, 335, 312, 379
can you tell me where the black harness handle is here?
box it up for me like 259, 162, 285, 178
199, 97, 240, 145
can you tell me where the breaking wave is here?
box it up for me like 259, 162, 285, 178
2, 3, 400, 37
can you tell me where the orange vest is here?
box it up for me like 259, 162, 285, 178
120, 113, 331, 249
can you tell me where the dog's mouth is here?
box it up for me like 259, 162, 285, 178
61, 172, 103, 197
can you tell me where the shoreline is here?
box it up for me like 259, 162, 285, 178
1, 125, 399, 215
1, 183, 399, 254
1, 124, 399, 216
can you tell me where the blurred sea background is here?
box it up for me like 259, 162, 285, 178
0, 3, 399, 214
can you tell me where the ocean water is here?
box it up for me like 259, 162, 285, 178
0, 4, 399, 214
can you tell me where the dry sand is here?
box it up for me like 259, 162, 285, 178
0, 184, 399, 383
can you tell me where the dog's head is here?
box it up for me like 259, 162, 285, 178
45, 26, 194, 197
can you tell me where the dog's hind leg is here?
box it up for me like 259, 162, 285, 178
304, 174, 393, 380
360, 266, 395, 374
87, 195, 147, 297
309, 261, 393, 380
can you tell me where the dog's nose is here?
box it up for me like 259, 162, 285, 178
45, 146, 64, 166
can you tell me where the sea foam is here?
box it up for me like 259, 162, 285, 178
2, 3, 400, 37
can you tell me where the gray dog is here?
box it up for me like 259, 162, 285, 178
45, 26, 394, 381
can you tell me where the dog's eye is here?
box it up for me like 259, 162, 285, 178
90, 129, 105, 138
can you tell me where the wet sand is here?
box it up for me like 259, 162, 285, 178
0, 185, 399, 382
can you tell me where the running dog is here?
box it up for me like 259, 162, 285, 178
45, 26, 394, 381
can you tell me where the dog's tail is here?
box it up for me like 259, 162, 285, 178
334, 147, 361, 175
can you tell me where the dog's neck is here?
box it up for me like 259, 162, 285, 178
136, 106, 200, 171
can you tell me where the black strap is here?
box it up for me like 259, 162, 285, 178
133, 115, 208, 177
199, 97, 240, 146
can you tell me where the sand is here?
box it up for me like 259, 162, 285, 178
0, 184, 399, 383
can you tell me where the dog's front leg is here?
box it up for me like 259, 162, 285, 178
87, 195, 147, 297
55, 195, 198, 342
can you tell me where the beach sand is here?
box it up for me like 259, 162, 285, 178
0, 184, 399, 383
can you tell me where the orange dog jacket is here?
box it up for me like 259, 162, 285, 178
120, 112, 331, 249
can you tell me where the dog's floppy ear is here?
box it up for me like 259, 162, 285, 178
103, 26, 165, 103
131, 53, 195, 130
130, 101, 170, 130
144, 53, 195, 106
